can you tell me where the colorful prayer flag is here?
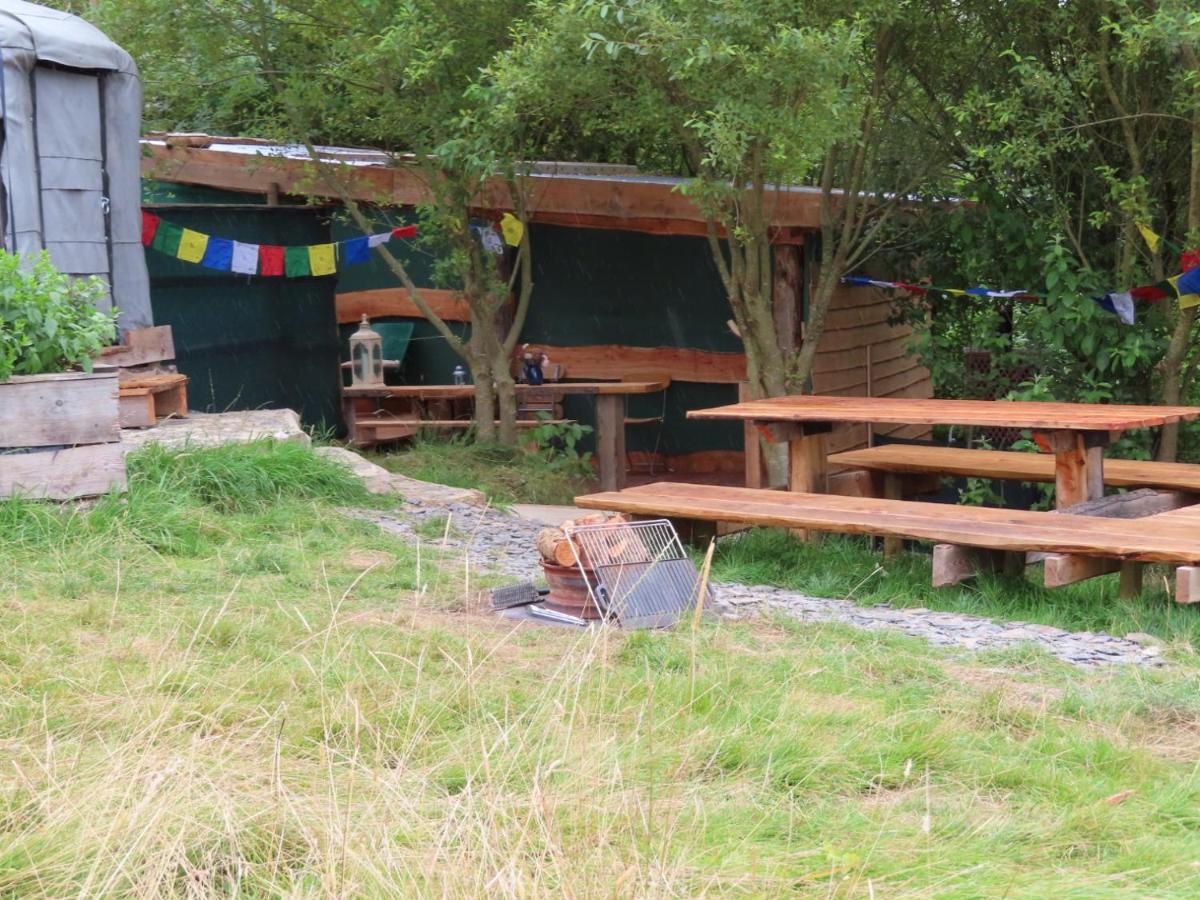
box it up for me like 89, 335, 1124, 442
309, 243, 336, 276
499, 213, 524, 247
391, 224, 418, 239
1176, 267, 1200, 296
479, 226, 505, 255
141, 211, 160, 246
231, 241, 259, 275
1137, 223, 1161, 253
1094, 292, 1135, 325
342, 236, 370, 266
1129, 282, 1170, 303
177, 229, 209, 264
1182, 249, 1200, 272
151, 220, 183, 257
259, 245, 284, 277
201, 237, 233, 271
1169, 274, 1200, 310
285, 245, 311, 278
367, 232, 391, 248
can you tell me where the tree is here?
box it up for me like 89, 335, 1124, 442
89, 0, 541, 444
493, 0, 951, 482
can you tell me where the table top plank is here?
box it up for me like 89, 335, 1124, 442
687, 395, 1200, 431
575, 481, 1200, 563
344, 380, 669, 399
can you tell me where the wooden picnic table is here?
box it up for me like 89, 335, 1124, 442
343, 380, 670, 491
688, 395, 1200, 509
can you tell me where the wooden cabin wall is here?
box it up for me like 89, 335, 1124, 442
810, 283, 933, 454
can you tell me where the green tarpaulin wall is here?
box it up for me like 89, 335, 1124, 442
142, 184, 747, 453
143, 181, 342, 431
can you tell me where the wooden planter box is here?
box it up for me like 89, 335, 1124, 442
0, 370, 126, 500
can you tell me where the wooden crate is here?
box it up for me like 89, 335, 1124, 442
0, 370, 120, 448
119, 373, 189, 428
0, 442, 127, 500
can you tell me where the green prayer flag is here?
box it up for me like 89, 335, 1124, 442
151, 220, 183, 257
284, 245, 311, 277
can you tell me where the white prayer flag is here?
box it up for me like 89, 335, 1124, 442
231, 241, 259, 275
367, 232, 391, 248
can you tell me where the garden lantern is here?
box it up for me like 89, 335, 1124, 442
349, 315, 384, 387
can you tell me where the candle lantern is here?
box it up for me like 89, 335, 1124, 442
349, 315, 384, 386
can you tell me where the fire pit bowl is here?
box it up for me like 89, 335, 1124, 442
540, 560, 604, 620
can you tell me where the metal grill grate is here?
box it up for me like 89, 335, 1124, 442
563, 519, 705, 629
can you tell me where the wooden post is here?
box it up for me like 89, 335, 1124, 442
882, 472, 903, 557
739, 382, 764, 488
1118, 562, 1143, 599
787, 427, 828, 542
1175, 566, 1200, 604
595, 393, 627, 492
1036, 429, 1106, 508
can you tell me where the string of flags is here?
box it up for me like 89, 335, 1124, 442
845, 252, 1200, 326
141, 211, 418, 277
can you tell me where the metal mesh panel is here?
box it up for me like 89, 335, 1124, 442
563, 519, 705, 629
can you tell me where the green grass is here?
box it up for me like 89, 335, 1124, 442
372, 434, 594, 506
711, 528, 1200, 659
3, 442, 1200, 894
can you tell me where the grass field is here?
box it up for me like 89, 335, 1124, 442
3, 442, 1200, 895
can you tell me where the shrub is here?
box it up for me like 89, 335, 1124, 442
0, 250, 117, 381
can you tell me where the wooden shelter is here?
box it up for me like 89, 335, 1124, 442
141, 135, 930, 474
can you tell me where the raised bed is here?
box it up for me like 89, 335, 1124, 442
0, 369, 126, 499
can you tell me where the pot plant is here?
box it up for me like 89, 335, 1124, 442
0, 251, 124, 499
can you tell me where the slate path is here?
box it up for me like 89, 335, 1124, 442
345, 496, 1167, 669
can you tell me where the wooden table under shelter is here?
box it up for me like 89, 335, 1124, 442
342, 380, 670, 491
688, 395, 1200, 510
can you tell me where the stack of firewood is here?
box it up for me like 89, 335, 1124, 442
536, 512, 629, 568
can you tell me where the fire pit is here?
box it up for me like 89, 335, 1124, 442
540, 560, 603, 620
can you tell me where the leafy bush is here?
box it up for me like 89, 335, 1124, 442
0, 250, 117, 381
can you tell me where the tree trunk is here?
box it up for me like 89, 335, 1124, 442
1157, 41, 1200, 462
471, 356, 497, 442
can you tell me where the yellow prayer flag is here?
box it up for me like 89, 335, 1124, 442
308, 243, 336, 276
500, 212, 524, 247
1137, 223, 1161, 253
177, 228, 209, 264
943, 289, 966, 297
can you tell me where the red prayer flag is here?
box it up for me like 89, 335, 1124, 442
141, 211, 160, 246
259, 245, 284, 276
895, 282, 928, 295
1181, 249, 1200, 272
391, 225, 418, 239
1129, 283, 1170, 304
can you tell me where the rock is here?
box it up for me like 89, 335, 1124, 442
1124, 631, 1165, 648
315, 446, 486, 506
122, 408, 310, 450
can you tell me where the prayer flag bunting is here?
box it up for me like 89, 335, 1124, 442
367, 232, 391, 248
1137, 223, 1161, 253
152, 220, 183, 257
259, 245, 284, 277
1093, 292, 1135, 325
141, 211, 160, 246
500, 213, 524, 247
285, 246, 311, 278
392, 224, 418, 239
1168, 274, 1200, 310
1182, 249, 1200, 272
201, 237, 233, 271
1176, 267, 1200, 296
231, 241, 259, 275
177, 229, 209, 264
342, 236, 370, 266
309, 243, 336, 276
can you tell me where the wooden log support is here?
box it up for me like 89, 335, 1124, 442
0, 371, 120, 448
882, 473, 903, 558
787, 428, 828, 543
1175, 566, 1200, 604
1034, 428, 1115, 508
739, 382, 763, 489
1043, 555, 1121, 587
1118, 562, 1144, 599
595, 393, 627, 493
932, 544, 1007, 587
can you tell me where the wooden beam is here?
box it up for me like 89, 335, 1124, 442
739, 383, 763, 488
0, 442, 127, 500
142, 143, 826, 233
933, 544, 1007, 587
1043, 554, 1121, 587
530, 343, 746, 384
336, 288, 472, 324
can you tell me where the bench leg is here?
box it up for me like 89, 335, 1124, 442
1176, 566, 1200, 604
595, 394, 627, 492
787, 432, 827, 542
882, 473, 903, 557
932, 544, 1007, 587
1118, 562, 1143, 599
1042, 554, 1121, 587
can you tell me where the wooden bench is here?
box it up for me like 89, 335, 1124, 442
828, 444, 1200, 494
575, 483, 1200, 595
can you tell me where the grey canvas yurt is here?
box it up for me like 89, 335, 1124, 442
0, 0, 150, 329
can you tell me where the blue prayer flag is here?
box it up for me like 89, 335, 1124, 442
341, 236, 371, 266
1176, 266, 1200, 296
201, 237, 234, 271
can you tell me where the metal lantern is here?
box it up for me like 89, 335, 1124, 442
349, 315, 384, 386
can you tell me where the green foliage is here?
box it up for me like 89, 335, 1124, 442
0, 251, 116, 381
529, 413, 594, 477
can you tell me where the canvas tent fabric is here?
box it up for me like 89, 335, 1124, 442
0, 0, 151, 329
